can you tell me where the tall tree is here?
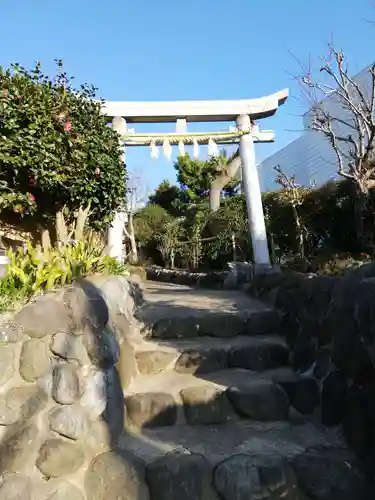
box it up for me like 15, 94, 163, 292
298, 45, 375, 247
174, 151, 240, 212
148, 180, 185, 217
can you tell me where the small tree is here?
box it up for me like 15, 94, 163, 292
0, 61, 125, 246
156, 219, 184, 268
124, 167, 149, 263
274, 165, 312, 258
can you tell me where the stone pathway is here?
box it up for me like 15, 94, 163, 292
112, 281, 375, 499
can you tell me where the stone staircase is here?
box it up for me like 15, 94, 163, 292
114, 281, 372, 499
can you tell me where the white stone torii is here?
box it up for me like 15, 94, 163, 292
102, 88, 288, 267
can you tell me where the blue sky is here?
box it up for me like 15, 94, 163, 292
1, 0, 375, 192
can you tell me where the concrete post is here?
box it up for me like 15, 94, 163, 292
107, 116, 127, 261
236, 114, 270, 266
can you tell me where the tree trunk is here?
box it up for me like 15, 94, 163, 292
209, 155, 241, 212
55, 210, 69, 246
354, 187, 371, 251
74, 204, 91, 241
127, 212, 138, 263
292, 205, 304, 258
38, 226, 51, 252
170, 248, 175, 269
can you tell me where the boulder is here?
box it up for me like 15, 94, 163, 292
136, 350, 176, 375
227, 383, 289, 421
0, 473, 32, 500
52, 364, 80, 405
214, 453, 300, 500
292, 447, 373, 500
19, 339, 50, 382
85, 450, 149, 500
175, 348, 226, 374
46, 483, 84, 500
50, 332, 90, 365
14, 295, 70, 338
147, 453, 218, 500
48, 405, 87, 440
0, 344, 15, 386
0, 422, 38, 473
5, 386, 48, 421
36, 439, 85, 477
125, 393, 177, 428
180, 385, 233, 425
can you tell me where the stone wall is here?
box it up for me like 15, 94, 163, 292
145, 266, 226, 289
248, 262, 375, 470
0, 275, 144, 499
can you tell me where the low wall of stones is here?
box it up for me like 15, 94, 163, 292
248, 262, 375, 469
0, 275, 145, 499
145, 266, 227, 288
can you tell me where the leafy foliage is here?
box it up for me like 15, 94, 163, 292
0, 240, 128, 312
173, 152, 240, 206
0, 61, 125, 233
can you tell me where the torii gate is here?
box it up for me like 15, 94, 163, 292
101, 88, 288, 268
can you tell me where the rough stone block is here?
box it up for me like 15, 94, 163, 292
228, 342, 289, 371
85, 450, 149, 500
181, 385, 233, 425
152, 317, 200, 339
19, 338, 50, 382
214, 453, 299, 500
80, 366, 107, 418
198, 313, 245, 338
52, 364, 80, 405
64, 282, 109, 336
0, 422, 38, 473
5, 385, 48, 421
36, 439, 85, 478
275, 376, 320, 415
14, 295, 70, 338
227, 382, 289, 421
46, 483, 84, 500
147, 453, 218, 500
0, 344, 15, 386
49, 405, 87, 440
50, 332, 90, 365
117, 340, 137, 388
292, 447, 372, 500
175, 348, 226, 374
136, 349, 176, 375
321, 371, 347, 427
245, 310, 281, 335
125, 392, 177, 428
0, 473, 32, 500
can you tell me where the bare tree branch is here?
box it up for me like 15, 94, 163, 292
297, 44, 375, 194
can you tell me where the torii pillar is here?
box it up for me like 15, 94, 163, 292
237, 114, 270, 265
103, 89, 288, 266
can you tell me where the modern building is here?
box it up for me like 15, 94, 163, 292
257, 65, 372, 192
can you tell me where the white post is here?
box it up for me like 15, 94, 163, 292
108, 116, 127, 261
236, 114, 270, 266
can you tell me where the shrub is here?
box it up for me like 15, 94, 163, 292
0, 61, 125, 244
0, 240, 128, 312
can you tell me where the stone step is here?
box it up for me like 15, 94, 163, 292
145, 309, 281, 339
135, 335, 290, 375
119, 419, 346, 465
124, 368, 320, 430
117, 421, 370, 500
